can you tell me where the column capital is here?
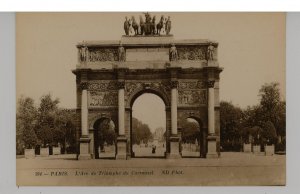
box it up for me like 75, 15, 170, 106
117, 81, 125, 89
80, 82, 89, 90
207, 80, 215, 88
170, 80, 179, 89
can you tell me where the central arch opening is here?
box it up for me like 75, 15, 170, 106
131, 93, 166, 158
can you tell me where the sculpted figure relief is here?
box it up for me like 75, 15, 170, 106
178, 90, 207, 105
89, 91, 118, 107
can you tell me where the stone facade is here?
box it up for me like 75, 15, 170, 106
73, 35, 223, 160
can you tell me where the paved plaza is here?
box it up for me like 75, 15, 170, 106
16, 152, 285, 186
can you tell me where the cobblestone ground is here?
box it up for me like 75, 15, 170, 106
16, 152, 285, 186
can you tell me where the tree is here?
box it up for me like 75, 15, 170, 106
96, 119, 116, 152
132, 118, 152, 144
53, 109, 77, 153
261, 121, 277, 145
181, 119, 200, 144
220, 101, 243, 151
35, 94, 60, 147
258, 82, 285, 138
16, 97, 38, 151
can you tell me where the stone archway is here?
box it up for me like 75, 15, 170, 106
179, 116, 207, 158
92, 117, 117, 159
73, 35, 223, 160
129, 90, 168, 158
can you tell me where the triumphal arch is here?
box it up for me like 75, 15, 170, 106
73, 14, 223, 160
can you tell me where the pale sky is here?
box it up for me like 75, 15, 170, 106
16, 13, 285, 130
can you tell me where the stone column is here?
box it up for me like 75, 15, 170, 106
171, 82, 178, 135
78, 82, 91, 160
168, 80, 181, 159
208, 81, 215, 135
118, 85, 125, 136
116, 81, 127, 159
206, 80, 218, 158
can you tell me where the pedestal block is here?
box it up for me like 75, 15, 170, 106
167, 136, 181, 159
24, 149, 35, 159
265, 144, 275, 156
243, 143, 252, 153
78, 136, 91, 160
206, 135, 218, 158
116, 136, 127, 160
52, 147, 61, 155
40, 147, 49, 157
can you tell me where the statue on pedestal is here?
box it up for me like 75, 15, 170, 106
123, 13, 173, 36
169, 43, 178, 61
131, 16, 139, 35
166, 16, 172, 35
124, 17, 130, 36
156, 15, 165, 35
80, 46, 88, 62
139, 15, 145, 35
118, 43, 125, 62
150, 16, 156, 35
207, 43, 215, 60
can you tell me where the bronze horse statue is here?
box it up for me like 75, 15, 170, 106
131, 16, 139, 35
139, 15, 145, 35
150, 16, 156, 35
156, 16, 164, 35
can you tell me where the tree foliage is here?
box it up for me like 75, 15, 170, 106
220, 82, 285, 151
16, 97, 38, 150
132, 117, 152, 144
35, 94, 60, 147
96, 118, 116, 151
181, 119, 200, 143
220, 101, 243, 149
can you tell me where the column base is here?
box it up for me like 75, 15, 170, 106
78, 136, 91, 160
167, 136, 181, 159
116, 136, 127, 160
206, 135, 219, 158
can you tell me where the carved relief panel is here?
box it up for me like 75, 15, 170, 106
88, 91, 118, 107
88, 81, 118, 107
88, 48, 118, 62
178, 80, 207, 106
177, 46, 206, 61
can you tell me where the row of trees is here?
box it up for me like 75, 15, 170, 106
131, 117, 153, 145
16, 94, 76, 154
220, 82, 286, 151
